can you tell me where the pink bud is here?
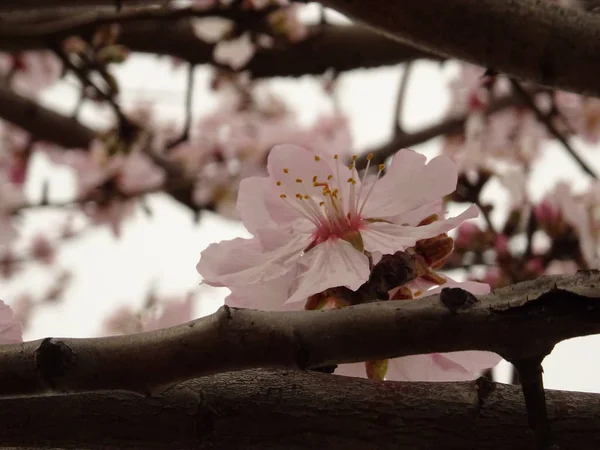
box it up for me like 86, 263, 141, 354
494, 234, 509, 256
533, 200, 558, 223
455, 222, 480, 248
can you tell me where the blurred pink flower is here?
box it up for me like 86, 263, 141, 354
0, 52, 62, 96
0, 300, 22, 344
103, 295, 194, 335
198, 144, 477, 306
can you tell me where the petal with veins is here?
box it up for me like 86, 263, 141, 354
197, 232, 310, 286
362, 152, 458, 219
285, 238, 370, 304
361, 205, 478, 254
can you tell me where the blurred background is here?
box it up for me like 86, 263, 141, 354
1, 2, 599, 393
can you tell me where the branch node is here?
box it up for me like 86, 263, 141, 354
440, 287, 479, 313
34, 338, 77, 389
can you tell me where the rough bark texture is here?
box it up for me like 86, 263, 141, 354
319, 0, 600, 96
0, 369, 599, 449
0, 272, 598, 397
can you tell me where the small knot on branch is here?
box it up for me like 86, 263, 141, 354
34, 338, 77, 389
440, 287, 479, 313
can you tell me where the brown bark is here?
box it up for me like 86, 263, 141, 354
319, 0, 600, 97
0, 271, 598, 397
0, 368, 599, 449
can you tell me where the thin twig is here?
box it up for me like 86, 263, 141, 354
510, 79, 597, 179
167, 63, 195, 150
52, 45, 130, 130
394, 61, 413, 135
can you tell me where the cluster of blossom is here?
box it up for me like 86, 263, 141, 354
191, 0, 307, 70
196, 144, 501, 381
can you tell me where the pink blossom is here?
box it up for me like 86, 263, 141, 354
30, 234, 55, 265
0, 300, 22, 344
103, 296, 194, 335
454, 222, 481, 249
142, 296, 194, 331
213, 33, 256, 70
198, 145, 478, 306
336, 277, 501, 381
0, 52, 62, 96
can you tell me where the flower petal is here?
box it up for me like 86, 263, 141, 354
285, 238, 370, 304
361, 205, 478, 254
197, 232, 310, 286
267, 144, 336, 199
225, 269, 300, 311
439, 351, 502, 374
362, 150, 458, 219
237, 177, 276, 234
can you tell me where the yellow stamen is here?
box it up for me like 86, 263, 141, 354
280, 194, 287, 199
296, 178, 302, 183
378, 164, 385, 171
314, 155, 321, 161
276, 181, 282, 186
367, 153, 373, 161
283, 168, 289, 174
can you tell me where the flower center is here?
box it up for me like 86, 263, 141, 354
277, 153, 384, 245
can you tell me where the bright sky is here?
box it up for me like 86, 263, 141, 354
1, 6, 600, 393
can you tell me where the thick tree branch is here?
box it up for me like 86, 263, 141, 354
0, 271, 598, 397
317, 0, 600, 96
1, 368, 600, 449
0, 19, 437, 77
0, 82, 95, 147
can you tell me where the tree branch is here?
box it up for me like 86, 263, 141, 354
0, 271, 598, 397
509, 79, 598, 179
0, 19, 438, 77
1, 368, 600, 449
356, 91, 531, 168
0, 82, 96, 148
317, 0, 600, 96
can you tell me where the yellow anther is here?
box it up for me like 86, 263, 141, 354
367, 153, 373, 161
304, 195, 310, 199
348, 163, 355, 170
334, 154, 339, 160
314, 155, 321, 161
276, 181, 282, 186
347, 178, 355, 183
352, 155, 357, 161
327, 175, 333, 180
378, 164, 385, 171
319, 201, 324, 206
296, 194, 303, 199
283, 168, 289, 174
296, 178, 303, 183
312, 175, 318, 182
280, 194, 287, 199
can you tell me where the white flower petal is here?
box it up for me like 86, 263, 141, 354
361, 205, 478, 254
285, 238, 370, 304
213, 33, 255, 70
